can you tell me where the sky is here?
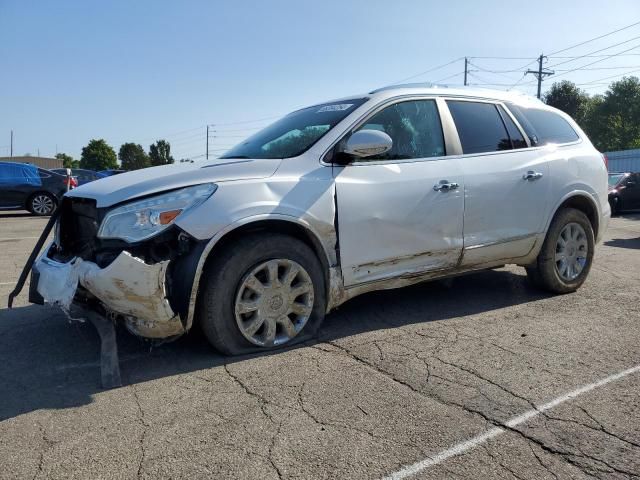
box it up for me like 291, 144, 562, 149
1, 0, 639, 162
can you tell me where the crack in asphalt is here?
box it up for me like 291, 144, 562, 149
320, 339, 640, 479
32, 420, 56, 480
131, 384, 150, 480
527, 443, 561, 480
480, 443, 528, 480
224, 363, 289, 479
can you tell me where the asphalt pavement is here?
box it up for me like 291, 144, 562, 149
1, 210, 639, 479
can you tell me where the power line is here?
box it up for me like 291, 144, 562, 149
549, 53, 640, 58
466, 61, 524, 81
433, 71, 464, 83
547, 35, 640, 68
554, 65, 640, 71
385, 57, 465, 86
551, 42, 640, 79
547, 20, 640, 56
575, 67, 640, 85
468, 56, 538, 60
209, 115, 282, 126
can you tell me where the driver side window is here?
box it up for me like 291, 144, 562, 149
354, 99, 445, 161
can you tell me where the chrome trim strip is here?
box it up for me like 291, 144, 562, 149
464, 234, 536, 250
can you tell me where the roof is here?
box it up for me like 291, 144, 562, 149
366, 83, 544, 107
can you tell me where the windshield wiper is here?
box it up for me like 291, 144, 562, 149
220, 155, 250, 159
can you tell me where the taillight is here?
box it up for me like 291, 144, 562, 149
601, 153, 608, 170
70, 177, 78, 188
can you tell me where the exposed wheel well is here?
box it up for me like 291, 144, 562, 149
554, 195, 599, 238
201, 219, 331, 302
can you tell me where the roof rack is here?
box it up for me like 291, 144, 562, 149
369, 82, 440, 94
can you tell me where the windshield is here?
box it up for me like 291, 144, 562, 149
608, 173, 625, 187
221, 98, 367, 159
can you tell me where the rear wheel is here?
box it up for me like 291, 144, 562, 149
28, 192, 56, 216
197, 233, 326, 355
526, 208, 594, 294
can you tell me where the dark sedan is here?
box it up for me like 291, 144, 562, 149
609, 172, 640, 214
97, 169, 125, 177
0, 162, 70, 215
51, 168, 105, 186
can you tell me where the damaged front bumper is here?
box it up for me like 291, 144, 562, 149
32, 244, 185, 339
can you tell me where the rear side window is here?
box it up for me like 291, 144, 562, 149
447, 101, 512, 154
0, 163, 42, 186
507, 104, 579, 146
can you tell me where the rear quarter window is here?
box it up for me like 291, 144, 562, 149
507, 104, 579, 146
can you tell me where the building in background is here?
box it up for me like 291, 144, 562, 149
0, 155, 63, 169
606, 149, 640, 173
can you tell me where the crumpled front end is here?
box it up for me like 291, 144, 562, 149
34, 250, 184, 338
30, 197, 204, 340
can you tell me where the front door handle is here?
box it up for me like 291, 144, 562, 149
523, 170, 544, 181
433, 180, 460, 192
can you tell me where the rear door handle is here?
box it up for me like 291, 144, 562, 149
523, 171, 543, 181
433, 180, 459, 192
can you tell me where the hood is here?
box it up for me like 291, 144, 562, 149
66, 158, 282, 208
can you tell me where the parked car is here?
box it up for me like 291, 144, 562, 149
27, 85, 609, 355
608, 172, 640, 214
0, 162, 74, 215
97, 169, 126, 177
51, 168, 106, 186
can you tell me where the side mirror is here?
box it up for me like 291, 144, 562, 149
343, 130, 393, 158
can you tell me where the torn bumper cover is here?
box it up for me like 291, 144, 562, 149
33, 244, 185, 338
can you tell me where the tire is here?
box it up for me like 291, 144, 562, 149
28, 192, 57, 216
609, 196, 620, 216
526, 208, 595, 294
197, 233, 326, 355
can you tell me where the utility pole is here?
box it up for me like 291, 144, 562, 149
206, 125, 209, 160
526, 54, 554, 99
464, 57, 468, 86
10, 130, 13, 157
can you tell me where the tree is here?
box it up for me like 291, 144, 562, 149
149, 140, 175, 166
544, 81, 590, 124
80, 139, 118, 171
119, 143, 150, 170
56, 153, 79, 169
592, 77, 640, 151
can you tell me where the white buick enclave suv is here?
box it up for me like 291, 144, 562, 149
21, 85, 610, 356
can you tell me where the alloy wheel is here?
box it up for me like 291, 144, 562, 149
31, 194, 54, 215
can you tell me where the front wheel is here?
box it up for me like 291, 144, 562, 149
197, 233, 326, 355
526, 208, 595, 294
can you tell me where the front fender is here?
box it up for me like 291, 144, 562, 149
181, 213, 338, 333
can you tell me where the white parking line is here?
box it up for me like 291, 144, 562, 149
0, 282, 15, 286
0, 236, 39, 241
383, 364, 640, 480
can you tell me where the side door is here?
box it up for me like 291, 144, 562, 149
623, 173, 640, 209
445, 99, 551, 266
334, 98, 465, 287
0, 163, 36, 207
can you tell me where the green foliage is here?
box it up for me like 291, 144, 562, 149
149, 140, 175, 166
80, 139, 118, 171
544, 77, 640, 152
55, 153, 79, 169
119, 143, 150, 170
544, 81, 590, 124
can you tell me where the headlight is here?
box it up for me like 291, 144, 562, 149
97, 183, 217, 242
